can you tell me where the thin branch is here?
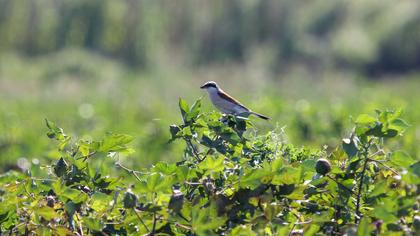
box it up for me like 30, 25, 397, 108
75, 213, 84, 236
115, 162, 142, 182
368, 158, 399, 175
288, 221, 297, 236
151, 192, 157, 235
369, 150, 384, 158
23, 181, 36, 200
133, 209, 150, 232
152, 213, 157, 235
355, 143, 371, 224
184, 181, 202, 186
185, 138, 201, 162
30, 177, 56, 182
326, 175, 356, 196
199, 135, 220, 162
175, 223, 192, 231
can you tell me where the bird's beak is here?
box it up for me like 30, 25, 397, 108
200, 85, 205, 89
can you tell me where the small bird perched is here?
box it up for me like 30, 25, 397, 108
200, 81, 270, 120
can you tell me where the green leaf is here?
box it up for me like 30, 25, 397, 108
90, 192, 111, 212
373, 206, 398, 223
84, 218, 103, 231
240, 169, 271, 188
357, 217, 372, 236
198, 156, 225, 174
179, 98, 190, 122
390, 150, 415, 168
45, 119, 68, 142
230, 225, 257, 236
99, 133, 134, 152
188, 99, 201, 120
169, 125, 181, 140
409, 161, 420, 177
368, 180, 387, 197
141, 173, 173, 193
61, 187, 88, 203
153, 162, 178, 175
304, 224, 320, 236
272, 167, 301, 185
64, 201, 77, 216
271, 158, 284, 171
355, 114, 376, 124
54, 157, 68, 177
79, 140, 93, 156
342, 137, 358, 158
37, 206, 58, 221
190, 203, 225, 235
389, 118, 410, 131
168, 191, 184, 213
123, 190, 137, 208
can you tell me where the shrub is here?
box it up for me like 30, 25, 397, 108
0, 99, 418, 235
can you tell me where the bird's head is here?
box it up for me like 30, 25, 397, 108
200, 81, 219, 90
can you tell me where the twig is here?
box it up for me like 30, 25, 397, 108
30, 177, 56, 182
288, 221, 297, 236
368, 158, 399, 175
151, 192, 157, 235
326, 175, 356, 196
79, 151, 96, 162
185, 138, 201, 162
175, 223, 192, 230
369, 150, 384, 158
115, 162, 142, 182
133, 209, 150, 232
23, 181, 36, 200
184, 181, 202, 185
151, 213, 157, 235
355, 143, 371, 224
75, 213, 84, 236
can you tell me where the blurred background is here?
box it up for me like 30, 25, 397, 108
0, 0, 419, 172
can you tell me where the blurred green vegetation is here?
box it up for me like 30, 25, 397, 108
1, 50, 419, 173
0, 1, 419, 172
1, 0, 419, 73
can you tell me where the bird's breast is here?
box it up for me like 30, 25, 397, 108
208, 91, 248, 114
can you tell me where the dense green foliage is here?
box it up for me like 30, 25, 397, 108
1, 99, 418, 235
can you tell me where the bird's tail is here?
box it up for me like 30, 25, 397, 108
251, 111, 270, 120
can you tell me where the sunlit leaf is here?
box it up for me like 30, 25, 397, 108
37, 206, 58, 221
357, 217, 372, 236
355, 114, 376, 124
390, 150, 415, 168
373, 206, 398, 223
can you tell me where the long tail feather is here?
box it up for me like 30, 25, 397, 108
251, 111, 270, 120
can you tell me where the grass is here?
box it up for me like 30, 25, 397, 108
0, 49, 419, 172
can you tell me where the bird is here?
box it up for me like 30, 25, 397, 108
200, 81, 270, 120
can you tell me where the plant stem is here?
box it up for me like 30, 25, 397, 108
115, 162, 142, 182
151, 213, 157, 235
326, 175, 355, 196
133, 209, 150, 232
151, 192, 157, 235
368, 158, 399, 175
185, 138, 201, 162
355, 144, 370, 224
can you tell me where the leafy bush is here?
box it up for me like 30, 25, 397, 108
0, 99, 418, 235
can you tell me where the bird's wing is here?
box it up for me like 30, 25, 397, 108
217, 90, 249, 111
